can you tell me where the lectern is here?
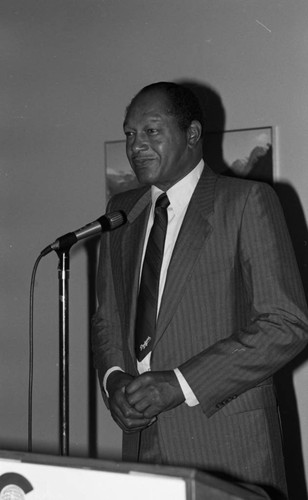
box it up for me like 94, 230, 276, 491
0, 450, 269, 499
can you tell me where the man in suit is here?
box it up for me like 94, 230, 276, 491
92, 82, 308, 499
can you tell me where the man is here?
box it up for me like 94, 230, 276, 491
92, 82, 308, 498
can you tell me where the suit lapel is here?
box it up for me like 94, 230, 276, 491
121, 189, 152, 360
118, 166, 218, 360
155, 166, 217, 346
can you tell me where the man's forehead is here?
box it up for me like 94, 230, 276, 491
124, 91, 169, 120
124, 108, 164, 124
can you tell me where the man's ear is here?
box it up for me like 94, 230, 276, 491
187, 120, 202, 147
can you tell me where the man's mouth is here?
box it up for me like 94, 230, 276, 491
132, 156, 156, 166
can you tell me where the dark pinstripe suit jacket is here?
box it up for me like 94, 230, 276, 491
92, 165, 308, 495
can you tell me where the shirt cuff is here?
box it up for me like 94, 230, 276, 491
103, 366, 124, 397
174, 368, 199, 407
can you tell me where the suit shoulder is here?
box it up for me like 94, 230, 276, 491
216, 173, 276, 199
212, 175, 282, 219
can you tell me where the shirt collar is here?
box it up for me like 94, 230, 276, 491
151, 159, 204, 214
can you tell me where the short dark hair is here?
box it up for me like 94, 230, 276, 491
126, 81, 204, 135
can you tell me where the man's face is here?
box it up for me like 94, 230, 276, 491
123, 90, 194, 191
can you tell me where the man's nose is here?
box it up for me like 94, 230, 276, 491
131, 134, 148, 152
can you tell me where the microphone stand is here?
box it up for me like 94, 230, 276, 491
39, 211, 126, 457
56, 248, 70, 456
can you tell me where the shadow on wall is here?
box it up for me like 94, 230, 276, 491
273, 184, 308, 500
85, 79, 308, 500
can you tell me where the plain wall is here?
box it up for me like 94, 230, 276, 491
1, 0, 308, 495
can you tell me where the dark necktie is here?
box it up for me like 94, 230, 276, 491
135, 193, 170, 361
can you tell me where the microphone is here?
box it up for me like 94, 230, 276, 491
40, 211, 126, 256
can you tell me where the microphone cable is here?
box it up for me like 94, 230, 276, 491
27, 210, 127, 452
28, 253, 44, 452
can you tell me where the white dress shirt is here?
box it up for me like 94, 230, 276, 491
104, 160, 204, 406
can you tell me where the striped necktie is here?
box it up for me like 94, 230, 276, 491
135, 193, 170, 361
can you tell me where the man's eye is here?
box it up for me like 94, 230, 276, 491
124, 131, 134, 138
147, 129, 158, 135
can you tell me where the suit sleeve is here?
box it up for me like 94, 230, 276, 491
179, 182, 308, 417
91, 215, 125, 406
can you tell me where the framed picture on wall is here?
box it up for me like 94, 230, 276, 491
105, 126, 274, 201
206, 126, 274, 183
